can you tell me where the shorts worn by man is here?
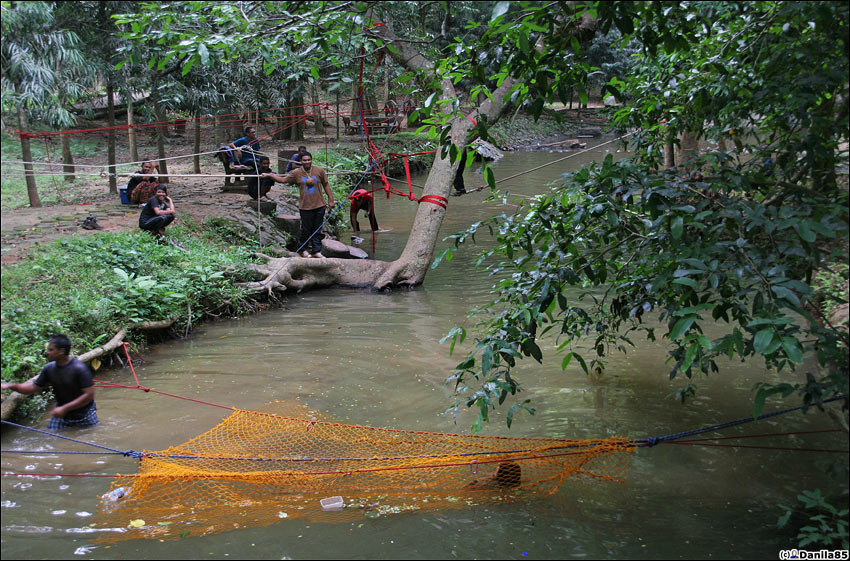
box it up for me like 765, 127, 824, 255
261, 152, 335, 258
1, 334, 98, 430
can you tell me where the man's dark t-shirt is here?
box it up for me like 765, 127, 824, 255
139, 196, 168, 224
34, 358, 95, 420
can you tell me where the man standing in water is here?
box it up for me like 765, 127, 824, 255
1, 334, 98, 430
262, 152, 335, 258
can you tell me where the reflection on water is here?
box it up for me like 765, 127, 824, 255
2, 139, 846, 559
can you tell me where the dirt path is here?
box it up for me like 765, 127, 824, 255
0, 131, 360, 265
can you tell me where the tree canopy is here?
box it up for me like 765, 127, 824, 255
440, 1, 848, 430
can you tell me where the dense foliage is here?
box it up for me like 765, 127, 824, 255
440, 0, 848, 428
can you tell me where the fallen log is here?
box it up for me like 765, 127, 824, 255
1, 319, 175, 421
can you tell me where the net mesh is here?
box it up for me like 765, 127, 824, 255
93, 402, 633, 541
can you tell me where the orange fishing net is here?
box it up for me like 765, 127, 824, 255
93, 403, 633, 541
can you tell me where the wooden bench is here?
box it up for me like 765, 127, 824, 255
341, 115, 401, 136
215, 147, 251, 187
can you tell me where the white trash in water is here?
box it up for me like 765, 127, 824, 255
320, 496, 344, 511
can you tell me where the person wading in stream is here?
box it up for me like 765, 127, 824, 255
1, 334, 98, 430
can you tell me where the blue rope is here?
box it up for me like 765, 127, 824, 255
1, 420, 142, 458
1, 449, 126, 455
634, 395, 846, 447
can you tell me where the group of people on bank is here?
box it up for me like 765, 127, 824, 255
127, 125, 380, 254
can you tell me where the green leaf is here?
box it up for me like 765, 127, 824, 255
780, 337, 803, 363
795, 221, 816, 242
431, 248, 453, 269
484, 166, 496, 189
670, 316, 696, 340
673, 277, 699, 289
771, 285, 800, 307
573, 352, 588, 375
753, 329, 776, 354
671, 216, 684, 239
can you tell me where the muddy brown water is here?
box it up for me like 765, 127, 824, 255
2, 140, 846, 559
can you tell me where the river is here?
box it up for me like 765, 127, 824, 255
2, 138, 846, 559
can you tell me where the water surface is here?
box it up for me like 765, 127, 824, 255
2, 139, 846, 559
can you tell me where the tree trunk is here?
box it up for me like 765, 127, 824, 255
61, 134, 75, 182
193, 114, 202, 174
313, 85, 324, 134
231, 113, 244, 140
677, 129, 700, 172
107, 82, 117, 193
215, 114, 226, 146
128, 97, 139, 164
17, 107, 41, 208
663, 141, 675, 168
153, 96, 169, 184
292, 95, 305, 141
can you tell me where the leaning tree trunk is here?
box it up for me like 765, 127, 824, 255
17, 107, 41, 208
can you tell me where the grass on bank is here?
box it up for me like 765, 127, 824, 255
1, 219, 260, 391
1, 130, 109, 208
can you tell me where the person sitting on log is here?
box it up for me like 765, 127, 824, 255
229, 125, 262, 166
138, 185, 176, 241
247, 156, 275, 202
349, 187, 379, 232
128, 160, 161, 204
285, 145, 307, 173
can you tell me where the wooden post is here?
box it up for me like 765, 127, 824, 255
107, 81, 117, 194
61, 135, 75, 182
278, 149, 288, 175
128, 96, 139, 164
193, 114, 201, 174
154, 103, 169, 184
